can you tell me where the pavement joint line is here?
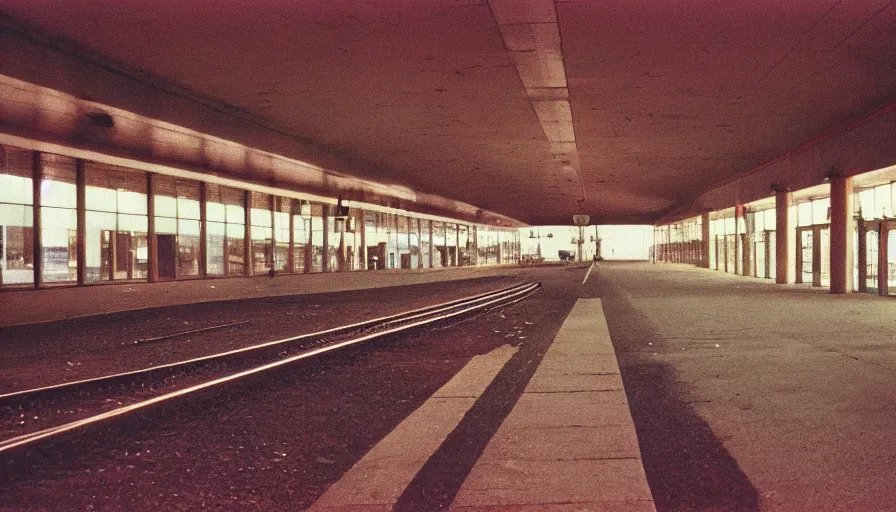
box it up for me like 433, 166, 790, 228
525, 389, 625, 394
306, 344, 519, 510
450, 298, 656, 511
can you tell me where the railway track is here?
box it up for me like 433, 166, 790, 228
0, 281, 539, 458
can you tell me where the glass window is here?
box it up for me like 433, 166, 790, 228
205, 184, 245, 276
797, 201, 813, 227
84, 163, 148, 282
153, 176, 201, 279
385, 214, 398, 269
363, 211, 389, 270
764, 208, 776, 230
40, 154, 78, 283
397, 216, 411, 269
812, 197, 830, 225
458, 225, 470, 266
857, 188, 876, 218
875, 184, 892, 218
310, 202, 325, 272
420, 219, 431, 268
445, 223, 457, 266
293, 200, 311, 273
0, 147, 35, 286
274, 197, 291, 272
408, 217, 420, 269
250, 192, 273, 274
341, 209, 361, 271
326, 207, 340, 272
432, 222, 446, 267
723, 216, 735, 235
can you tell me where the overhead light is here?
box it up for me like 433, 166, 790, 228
85, 112, 114, 128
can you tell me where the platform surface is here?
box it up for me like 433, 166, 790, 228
450, 298, 655, 511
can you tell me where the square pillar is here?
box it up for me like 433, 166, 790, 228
829, 175, 854, 294
701, 213, 710, 268
775, 188, 795, 284
878, 218, 888, 296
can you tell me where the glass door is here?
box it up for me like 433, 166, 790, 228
797, 228, 813, 284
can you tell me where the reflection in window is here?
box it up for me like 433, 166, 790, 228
250, 192, 273, 274
310, 203, 324, 273
41, 154, 78, 283
293, 200, 311, 273
432, 222, 446, 268
420, 220, 431, 268
445, 223, 457, 267
343, 210, 361, 271
154, 176, 201, 279
326, 206, 341, 272
408, 217, 420, 269
458, 225, 470, 266
84, 163, 148, 282
206, 184, 245, 276
0, 147, 35, 286
397, 216, 411, 269
363, 211, 388, 270
273, 197, 291, 272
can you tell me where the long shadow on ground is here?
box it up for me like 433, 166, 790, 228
599, 273, 760, 512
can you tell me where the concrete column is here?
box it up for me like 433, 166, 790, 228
75, 159, 86, 285
829, 176, 854, 294
322, 205, 329, 272
199, 183, 207, 277
359, 209, 367, 271
775, 189, 795, 284
701, 213, 710, 268
879, 218, 888, 296
244, 190, 252, 276
146, 173, 157, 282
287, 199, 295, 273
734, 205, 742, 275
32, 151, 42, 288
856, 218, 867, 292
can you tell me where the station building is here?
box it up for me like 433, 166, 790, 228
653, 159, 896, 296
0, 140, 520, 290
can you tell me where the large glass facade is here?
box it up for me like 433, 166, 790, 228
0, 147, 34, 286
0, 144, 521, 290
41, 154, 78, 284
84, 163, 148, 283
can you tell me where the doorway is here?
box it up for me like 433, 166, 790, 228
156, 234, 177, 279
795, 225, 830, 287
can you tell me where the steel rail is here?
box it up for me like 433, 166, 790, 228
0, 282, 539, 454
0, 281, 534, 402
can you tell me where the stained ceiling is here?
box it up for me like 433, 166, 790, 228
1, 0, 895, 225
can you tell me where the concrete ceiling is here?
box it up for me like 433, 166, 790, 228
1, 0, 894, 225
